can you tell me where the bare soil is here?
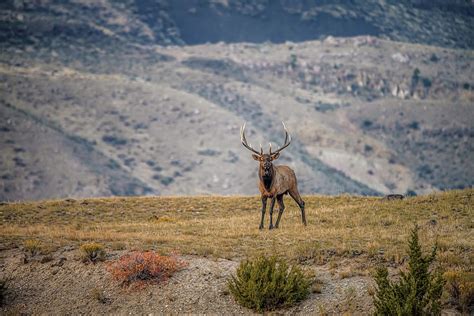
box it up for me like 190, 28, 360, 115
1, 247, 376, 315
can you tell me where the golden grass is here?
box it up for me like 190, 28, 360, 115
0, 189, 472, 271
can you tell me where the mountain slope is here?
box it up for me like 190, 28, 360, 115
0, 1, 473, 200
1, 35, 473, 200
1, 0, 473, 49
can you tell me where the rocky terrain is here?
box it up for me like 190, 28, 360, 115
0, 0, 473, 200
0, 248, 374, 315
1, 0, 473, 49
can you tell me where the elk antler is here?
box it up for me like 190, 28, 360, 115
269, 121, 292, 156
240, 122, 263, 156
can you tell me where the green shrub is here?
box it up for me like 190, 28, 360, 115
80, 242, 106, 263
228, 256, 311, 312
373, 225, 445, 315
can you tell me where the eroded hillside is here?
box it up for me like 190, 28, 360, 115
0, 0, 473, 200
0, 35, 473, 200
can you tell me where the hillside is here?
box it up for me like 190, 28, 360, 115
0, 189, 472, 314
1, 36, 473, 200
0, 0, 473, 201
1, 0, 473, 49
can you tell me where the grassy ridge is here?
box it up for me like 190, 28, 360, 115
0, 189, 472, 271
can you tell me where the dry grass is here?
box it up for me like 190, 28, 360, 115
0, 189, 472, 272
80, 242, 106, 263
22, 239, 42, 256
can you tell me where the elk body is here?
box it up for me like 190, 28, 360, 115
241, 122, 306, 230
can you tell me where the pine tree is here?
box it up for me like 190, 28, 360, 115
373, 225, 445, 315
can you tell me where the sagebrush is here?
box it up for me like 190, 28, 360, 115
228, 256, 311, 312
107, 251, 186, 286
23, 239, 42, 256
373, 225, 445, 315
80, 242, 106, 263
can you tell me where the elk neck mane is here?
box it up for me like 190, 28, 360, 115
259, 165, 275, 191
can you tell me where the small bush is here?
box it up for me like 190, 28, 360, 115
373, 225, 445, 315
228, 256, 311, 312
422, 77, 432, 88
80, 242, 106, 263
102, 135, 127, 146
429, 53, 439, 63
23, 239, 42, 256
91, 288, 109, 304
107, 251, 186, 286
311, 277, 324, 294
444, 271, 474, 313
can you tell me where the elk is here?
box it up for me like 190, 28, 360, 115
240, 122, 306, 230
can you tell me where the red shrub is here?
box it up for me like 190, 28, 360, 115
107, 251, 186, 286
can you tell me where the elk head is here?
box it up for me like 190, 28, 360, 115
240, 122, 292, 177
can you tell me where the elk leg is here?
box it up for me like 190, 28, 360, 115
259, 196, 267, 230
275, 194, 285, 228
289, 189, 307, 226
268, 197, 276, 230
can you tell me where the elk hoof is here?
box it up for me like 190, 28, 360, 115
259, 225, 264, 230
269, 225, 274, 230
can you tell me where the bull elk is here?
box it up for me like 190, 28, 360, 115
240, 122, 306, 230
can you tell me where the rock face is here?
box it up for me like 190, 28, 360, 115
0, 1, 473, 201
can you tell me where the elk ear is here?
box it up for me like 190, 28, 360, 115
271, 153, 280, 160
252, 154, 260, 161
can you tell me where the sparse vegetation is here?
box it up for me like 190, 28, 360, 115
80, 242, 106, 263
411, 68, 421, 90
110, 242, 127, 251
107, 251, 186, 286
343, 286, 357, 314
373, 225, 445, 315
197, 149, 220, 156
102, 135, 127, 146
444, 271, 474, 314
311, 277, 324, 294
0, 190, 471, 274
429, 53, 439, 63
91, 288, 109, 304
290, 241, 321, 264
23, 239, 42, 256
422, 77, 432, 88
228, 256, 311, 312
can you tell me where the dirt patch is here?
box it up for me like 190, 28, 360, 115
0, 247, 377, 314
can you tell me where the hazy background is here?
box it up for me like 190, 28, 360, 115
0, 0, 472, 201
